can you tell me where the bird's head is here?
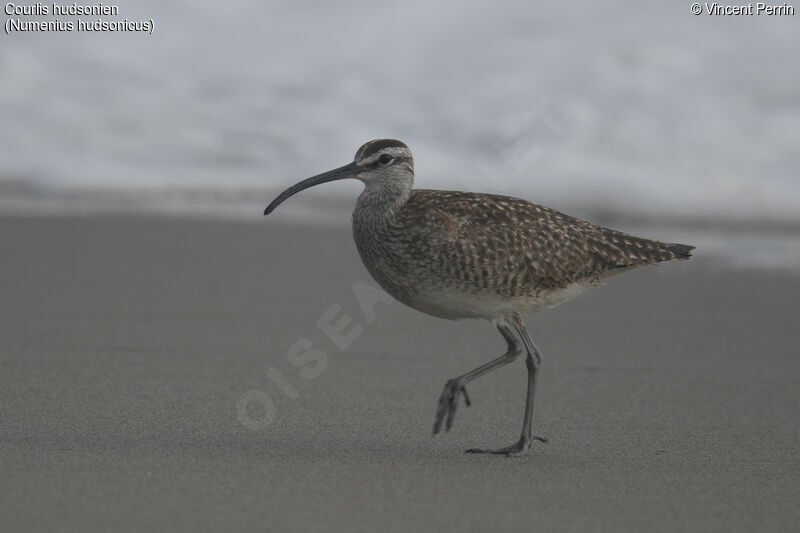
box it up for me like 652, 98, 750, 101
264, 139, 414, 215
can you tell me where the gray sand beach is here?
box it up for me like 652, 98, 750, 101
1, 215, 799, 532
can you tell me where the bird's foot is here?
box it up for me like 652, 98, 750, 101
465, 435, 547, 456
432, 378, 471, 434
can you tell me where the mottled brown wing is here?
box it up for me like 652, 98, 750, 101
398, 190, 691, 297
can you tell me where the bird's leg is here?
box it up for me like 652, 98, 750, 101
433, 323, 521, 435
466, 321, 546, 456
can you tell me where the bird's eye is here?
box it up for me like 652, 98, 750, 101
379, 154, 393, 165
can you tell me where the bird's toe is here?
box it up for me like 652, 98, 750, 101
465, 436, 547, 456
433, 379, 470, 435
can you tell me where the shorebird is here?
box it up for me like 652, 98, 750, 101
264, 139, 694, 456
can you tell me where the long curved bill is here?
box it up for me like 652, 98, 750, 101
264, 162, 359, 215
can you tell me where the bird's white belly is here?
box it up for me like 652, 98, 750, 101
406, 282, 590, 320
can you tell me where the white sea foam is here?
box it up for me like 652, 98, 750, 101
1, 1, 798, 267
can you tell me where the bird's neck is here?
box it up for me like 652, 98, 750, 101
353, 177, 413, 227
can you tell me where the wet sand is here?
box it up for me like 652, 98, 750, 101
1, 215, 798, 532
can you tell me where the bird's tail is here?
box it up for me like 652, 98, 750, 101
665, 243, 695, 260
